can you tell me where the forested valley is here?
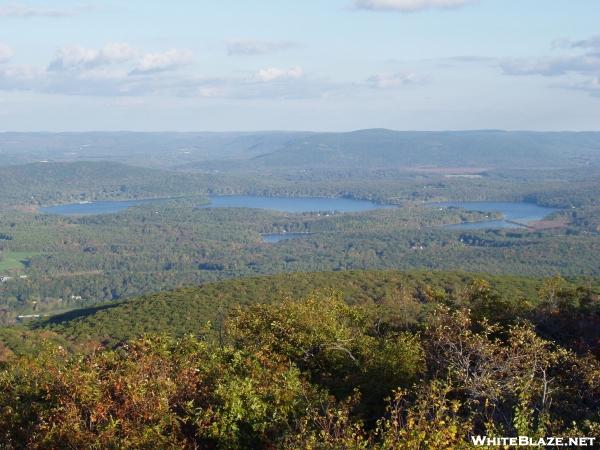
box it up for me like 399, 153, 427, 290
1, 131, 599, 448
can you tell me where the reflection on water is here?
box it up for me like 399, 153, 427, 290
42, 195, 391, 216
203, 195, 390, 213
430, 201, 558, 230
262, 233, 313, 243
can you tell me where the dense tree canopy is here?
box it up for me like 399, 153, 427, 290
0, 274, 600, 449
1, 283, 599, 448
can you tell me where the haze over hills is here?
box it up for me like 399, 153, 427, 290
2, 130, 600, 173
0, 131, 313, 169
222, 129, 600, 172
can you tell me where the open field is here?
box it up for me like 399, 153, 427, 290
0, 252, 37, 272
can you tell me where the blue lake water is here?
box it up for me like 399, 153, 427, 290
262, 233, 314, 243
41, 196, 388, 216
429, 201, 558, 230
443, 220, 518, 230
39, 197, 556, 231
202, 196, 388, 213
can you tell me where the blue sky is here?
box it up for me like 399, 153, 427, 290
1, 0, 599, 131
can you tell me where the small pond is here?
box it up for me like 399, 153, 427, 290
261, 233, 313, 243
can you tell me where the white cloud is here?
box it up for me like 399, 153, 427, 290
131, 49, 193, 75
48, 46, 100, 71
227, 40, 297, 56
366, 72, 428, 88
253, 67, 304, 82
566, 77, 600, 97
1, 44, 197, 96
48, 43, 138, 71
501, 55, 600, 77
0, 64, 45, 91
0, 4, 77, 18
47, 44, 193, 76
353, 0, 477, 12
554, 35, 600, 51
501, 34, 600, 78
553, 35, 600, 59
0, 44, 423, 101
500, 34, 600, 99
101, 43, 139, 64
0, 61, 347, 100
0, 43, 14, 63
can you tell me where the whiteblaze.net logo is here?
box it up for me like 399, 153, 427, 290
471, 436, 597, 447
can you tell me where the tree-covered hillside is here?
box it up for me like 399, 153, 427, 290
0, 161, 218, 207
1, 270, 598, 448
232, 129, 600, 172
29, 270, 545, 344
2, 269, 594, 360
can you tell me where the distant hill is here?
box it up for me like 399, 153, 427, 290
2, 130, 600, 172
234, 129, 600, 172
0, 131, 312, 169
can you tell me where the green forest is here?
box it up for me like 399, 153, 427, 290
1, 271, 599, 448
0, 131, 599, 448
0, 157, 599, 322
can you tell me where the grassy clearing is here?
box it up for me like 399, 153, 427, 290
0, 252, 37, 272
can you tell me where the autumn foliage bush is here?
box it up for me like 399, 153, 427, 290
1, 288, 599, 449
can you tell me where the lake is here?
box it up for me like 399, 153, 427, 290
430, 201, 558, 230
202, 195, 388, 213
41, 196, 389, 215
261, 233, 314, 243
40, 198, 553, 230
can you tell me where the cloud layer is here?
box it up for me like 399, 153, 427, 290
353, 0, 477, 12
253, 67, 304, 82
554, 36, 600, 56
227, 40, 297, 56
501, 55, 600, 77
0, 43, 14, 63
48, 43, 138, 72
0, 43, 334, 100
131, 49, 194, 75
0, 4, 80, 18
500, 34, 600, 97
567, 77, 600, 97
366, 72, 428, 88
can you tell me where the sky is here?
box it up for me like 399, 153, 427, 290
0, 0, 599, 131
